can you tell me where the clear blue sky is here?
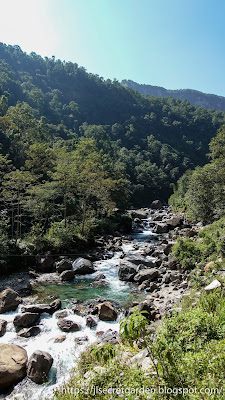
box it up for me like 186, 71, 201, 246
1, 0, 225, 96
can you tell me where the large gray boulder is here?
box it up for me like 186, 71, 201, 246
21, 299, 61, 315
13, 312, 40, 328
152, 223, 169, 234
17, 326, 41, 338
27, 350, 53, 384
60, 270, 75, 281
118, 261, 137, 282
55, 258, 72, 273
125, 255, 155, 268
134, 268, 159, 284
72, 258, 95, 274
0, 319, 7, 337
0, 344, 27, 390
166, 216, 183, 229
96, 302, 118, 321
0, 288, 22, 314
36, 252, 54, 272
57, 319, 81, 332
150, 200, 162, 209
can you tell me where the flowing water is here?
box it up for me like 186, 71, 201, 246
0, 222, 156, 399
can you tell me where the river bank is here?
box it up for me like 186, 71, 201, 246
0, 204, 201, 399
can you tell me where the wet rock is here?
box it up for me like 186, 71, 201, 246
57, 319, 81, 332
75, 336, 89, 344
13, 312, 40, 328
96, 301, 118, 321
54, 335, 66, 343
27, 350, 53, 384
60, 270, 75, 281
86, 315, 98, 328
150, 200, 162, 209
0, 319, 7, 337
36, 252, 54, 272
134, 268, 159, 284
22, 299, 61, 315
72, 258, 95, 274
125, 255, 156, 268
0, 288, 22, 314
118, 261, 137, 282
90, 279, 108, 287
55, 310, 68, 319
17, 326, 41, 338
0, 344, 27, 390
55, 258, 72, 273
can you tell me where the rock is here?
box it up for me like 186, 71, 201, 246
0, 288, 22, 314
118, 261, 137, 282
54, 335, 66, 343
166, 216, 183, 229
204, 261, 215, 273
27, 350, 53, 384
131, 209, 148, 219
86, 315, 98, 328
72, 258, 95, 274
22, 299, 61, 315
17, 326, 41, 338
55, 310, 68, 319
13, 312, 40, 328
96, 302, 118, 321
125, 255, 156, 268
138, 301, 158, 321
152, 223, 169, 234
90, 279, 108, 287
36, 252, 54, 272
134, 268, 159, 284
0, 344, 27, 390
55, 258, 72, 273
0, 319, 7, 337
163, 243, 173, 255
57, 319, 81, 332
74, 336, 89, 344
60, 270, 75, 281
150, 200, 162, 209
98, 329, 119, 345
205, 279, 222, 292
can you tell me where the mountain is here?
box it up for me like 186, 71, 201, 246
121, 80, 225, 112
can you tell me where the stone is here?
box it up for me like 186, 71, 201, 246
150, 200, 162, 210
204, 261, 215, 273
118, 261, 137, 282
134, 268, 159, 284
152, 223, 169, 234
205, 279, 222, 292
55, 258, 72, 273
0, 344, 27, 390
72, 258, 95, 274
57, 319, 81, 332
86, 315, 98, 328
97, 302, 118, 321
0, 288, 22, 314
36, 252, 54, 272
55, 310, 68, 319
163, 243, 173, 256
74, 336, 89, 344
90, 279, 108, 287
166, 216, 183, 229
60, 270, 75, 281
22, 299, 61, 315
27, 350, 53, 384
13, 312, 40, 328
54, 335, 66, 343
125, 255, 156, 268
0, 319, 7, 337
131, 209, 148, 219
17, 326, 41, 338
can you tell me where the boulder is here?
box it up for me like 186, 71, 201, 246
131, 209, 148, 220
125, 255, 155, 268
36, 252, 54, 272
90, 279, 108, 287
54, 335, 66, 343
0, 288, 22, 314
55, 310, 68, 319
60, 270, 75, 281
166, 216, 183, 229
86, 315, 98, 328
57, 319, 81, 332
150, 200, 162, 210
152, 223, 169, 234
27, 350, 53, 384
118, 261, 137, 282
17, 326, 41, 338
96, 302, 118, 321
163, 243, 173, 256
72, 258, 95, 275
13, 312, 40, 328
96, 329, 119, 345
0, 319, 7, 337
0, 344, 27, 390
134, 268, 159, 284
205, 279, 222, 292
21, 299, 61, 315
55, 258, 72, 273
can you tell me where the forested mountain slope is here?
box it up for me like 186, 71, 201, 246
122, 79, 225, 112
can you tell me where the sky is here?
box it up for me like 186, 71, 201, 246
0, 0, 225, 96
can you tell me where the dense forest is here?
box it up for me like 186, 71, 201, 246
0, 42, 225, 259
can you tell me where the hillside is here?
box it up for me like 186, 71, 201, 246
122, 79, 225, 112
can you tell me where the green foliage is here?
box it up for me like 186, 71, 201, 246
120, 308, 148, 346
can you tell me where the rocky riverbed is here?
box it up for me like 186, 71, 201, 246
0, 203, 202, 399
